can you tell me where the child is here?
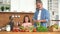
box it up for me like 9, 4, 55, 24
13, 22, 20, 32
22, 15, 32, 28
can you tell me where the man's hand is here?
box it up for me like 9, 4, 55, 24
33, 19, 46, 23
36, 20, 41, 23
36, 19, 46, 23
33, 20, 41, 23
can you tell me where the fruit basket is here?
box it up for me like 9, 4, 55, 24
48, 20, 59, 32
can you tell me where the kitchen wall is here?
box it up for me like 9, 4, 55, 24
0, 12, 34, 27
11, 0, 48, 12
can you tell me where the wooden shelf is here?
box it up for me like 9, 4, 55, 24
0, 12, 34, 14
51, 20, 60, 21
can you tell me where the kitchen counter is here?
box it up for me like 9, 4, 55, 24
0, 32, 60, 34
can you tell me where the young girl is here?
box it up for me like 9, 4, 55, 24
13, 22, 20, 32
22, 15, 32, 28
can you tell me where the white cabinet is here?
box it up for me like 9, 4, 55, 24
11, 0, 36, 13
0, 0, 48, 13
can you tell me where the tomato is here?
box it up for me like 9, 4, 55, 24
20, 30, 25, 32
13, 29, 19, 32
33, 28, 37, 32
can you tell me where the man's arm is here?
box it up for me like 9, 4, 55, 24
36, 10, 50, 23
39, 19, 47, 22
40, 10, 50, 23
34, 19, 46, 23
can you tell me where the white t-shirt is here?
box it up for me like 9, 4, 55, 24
37, 10, 41, 20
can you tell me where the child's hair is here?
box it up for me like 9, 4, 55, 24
23, 15, 30, 23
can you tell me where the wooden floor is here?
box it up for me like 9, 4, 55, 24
0, 32, 60, 34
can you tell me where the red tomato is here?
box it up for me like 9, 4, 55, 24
13, 29, 19, 32
33, 28, 37, 32
20, 30, 25, 32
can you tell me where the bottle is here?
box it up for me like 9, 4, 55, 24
6, 25, 11, 32
17, 22, 20, 26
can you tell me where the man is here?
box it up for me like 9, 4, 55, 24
33, 0, 50, 27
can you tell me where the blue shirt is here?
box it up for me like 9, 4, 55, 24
33, 8, 50, 27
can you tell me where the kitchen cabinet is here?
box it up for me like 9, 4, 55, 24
0, 0, 36, 12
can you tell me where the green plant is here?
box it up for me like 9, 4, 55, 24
1, 6, 4, 11
36, 26, 48, 32
36, 22, 48, 32
5, 6, 10, 10
28, 26, 34, 32
20, 26, 25, 30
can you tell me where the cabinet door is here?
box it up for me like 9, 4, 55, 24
11, 0, 36, 13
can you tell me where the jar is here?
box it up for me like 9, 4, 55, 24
6, 25, 11, 32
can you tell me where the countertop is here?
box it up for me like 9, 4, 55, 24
0, 32, 60, 34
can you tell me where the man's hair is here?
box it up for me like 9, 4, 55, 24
36, 0, 42, 4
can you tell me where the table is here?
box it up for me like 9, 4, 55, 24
0, 32, 60, 34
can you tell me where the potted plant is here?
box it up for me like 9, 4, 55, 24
5, 6, 10, 12
1, 6, 4, 11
